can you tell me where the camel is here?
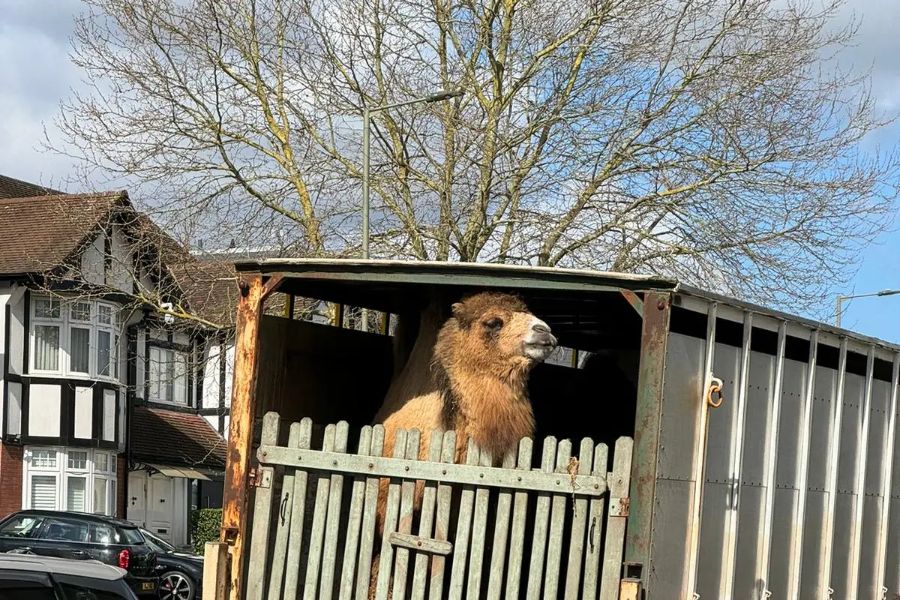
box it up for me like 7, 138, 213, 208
367, 291, 557, 596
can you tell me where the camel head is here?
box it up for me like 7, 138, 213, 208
439, 292, 558, 375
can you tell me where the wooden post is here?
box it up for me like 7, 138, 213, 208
203, 541, 229, 600
220, 273, 269, 600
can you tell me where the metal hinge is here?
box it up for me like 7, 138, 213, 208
609, 497, 630, 517
248, 467, 272, 489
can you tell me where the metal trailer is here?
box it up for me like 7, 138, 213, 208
205, 259, 900, 600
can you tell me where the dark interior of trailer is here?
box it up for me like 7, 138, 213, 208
252, 276, 646, 451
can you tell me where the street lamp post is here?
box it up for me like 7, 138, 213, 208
835, 289, 900, 328
359, 89, 463, 331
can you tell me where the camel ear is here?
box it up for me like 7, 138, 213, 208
450, 302, 469, 325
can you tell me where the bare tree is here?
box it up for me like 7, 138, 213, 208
51, 0, 899, 311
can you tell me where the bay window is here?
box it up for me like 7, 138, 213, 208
29, 296, 121, 381
24, 447, 118, 516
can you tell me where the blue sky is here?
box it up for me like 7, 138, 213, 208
2, 0, 900, 341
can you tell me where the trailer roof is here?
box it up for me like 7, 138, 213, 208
234, 258, 900, 354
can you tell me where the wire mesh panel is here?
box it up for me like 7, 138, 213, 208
241, 412, 631, 600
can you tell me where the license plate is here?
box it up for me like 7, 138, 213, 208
141, 582, 155, 591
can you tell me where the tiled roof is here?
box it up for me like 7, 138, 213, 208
0, 192, 127, 275
130, 406, 226, 470
170, 259, 239, 328
0, 175, 62, 199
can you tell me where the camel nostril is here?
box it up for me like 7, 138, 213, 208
532, 322, 551, 335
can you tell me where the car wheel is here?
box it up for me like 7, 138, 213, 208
158, 570, 195, 600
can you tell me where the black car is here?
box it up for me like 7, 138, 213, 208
0, 553, 138, 599
138, 529, 202, 600
0, 510, 158, 597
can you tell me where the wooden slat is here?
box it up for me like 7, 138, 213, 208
505, 438, 534, 599
283, 419, 313, 600
303, 424, 337, 600
527, 436, 559, 600
486, 450, 516, 600
564, 438, 595, 600
466, 448, 493, 599
339, 426, 374, 600
267, 422, 303, 600
448, 438, 481, 600
320, 421, 350, 600
411, 430, 445, 599
582, 443, 609, 600
543, 439, 573, 599
203, 541, 229, 600
392, 429, 422, 600
246, 412, 280, 600
355, 425, 386, 600
599, 437, 634, 600
375, 429, 409, 599
429, 430, 457, 600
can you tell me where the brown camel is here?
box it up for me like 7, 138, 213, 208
368, 291, 557, 596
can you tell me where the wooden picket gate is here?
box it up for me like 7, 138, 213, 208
243, 412, 633, 600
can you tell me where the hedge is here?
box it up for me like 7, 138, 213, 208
190, 508, 222, 555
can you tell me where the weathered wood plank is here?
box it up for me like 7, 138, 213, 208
505, 438, 534, 599
283, 419, 314, 600
411, 430, 445, 600
428, 430, 457, 600
486, 450, 516, 600
202, 541, 229, 600
339, 426, 374, 600
375, 429, 409, 599
543, 439, 573, 599
320, 421, 350, 600
266, 422, 303, 600
466, 448, 493, 599
581, 443, 609, 600
355, 425, 386, 600
563, 438, 595, 600
391, 532, 453, 556
599, 437, 634, 600
526, 436, 558, 600
392, 429, 422, 600
448, 438, 481, 600
303, 424, 337, 600
246, 412, 280, 600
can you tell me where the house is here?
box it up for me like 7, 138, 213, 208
0, 176, 234, 546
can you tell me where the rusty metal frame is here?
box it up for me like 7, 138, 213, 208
219, 272, 284, 600
620, 289, 644, 318
624, 291, 671, 578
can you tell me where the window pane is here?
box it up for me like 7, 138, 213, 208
66, 477, 86, 512
0, 515, 43, 537
30, 450, 57, 469
43, 518, 88, 542
173, 352, 187, 405
89, 523, 115, 544
94, 453, 108, 473
93, 479, 108, 515
33, 325, 60, 371
30, 476, 57, 510
34, 298, 60, 319
70, 302, 91, 322
98, 305, 112, 325
70, 327, 90, 373
109, 455, 116, 475
108, 481, 117, 517
98, 331, 111, 376
113, 334, 119, 379
68, 451, 88, 470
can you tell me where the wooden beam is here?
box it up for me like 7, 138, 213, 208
220, 274, 266, 600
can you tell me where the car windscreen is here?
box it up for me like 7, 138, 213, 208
54, 574, 138, 600
116, 527, 144, 545
140, 530, 174, 553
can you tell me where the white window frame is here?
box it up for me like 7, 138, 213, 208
148, 345, 190, 405
22, 447, 118, 517
28, 296, 122, 383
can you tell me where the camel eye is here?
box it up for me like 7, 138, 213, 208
484, 317, 504, 330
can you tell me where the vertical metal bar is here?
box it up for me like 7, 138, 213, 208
581, 443, 609, 600
362, 107, 370, 260
820, 338, 848, 599
786, 330, 819, 599
721, 312, 754, 599
381, 313, 391, 335
685, 303, 718, 598
625, 291, 671, 571
284, 294, 295, 319
872, 354, 900, 600
526, 437, 559, 600
338, 426, 374, 600
543, 440, 573, 600
284, 419, 314, 600
220, 274, 266, 600
563, 438, 595, 600
246, 412, 280, 600
756, 320, 787, 598
354, 425, 386, 600
320, 421, 350, 600
847, 347, 876, 598
504, 438, 534, 599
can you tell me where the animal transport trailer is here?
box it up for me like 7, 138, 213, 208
204, 259, 900, 600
